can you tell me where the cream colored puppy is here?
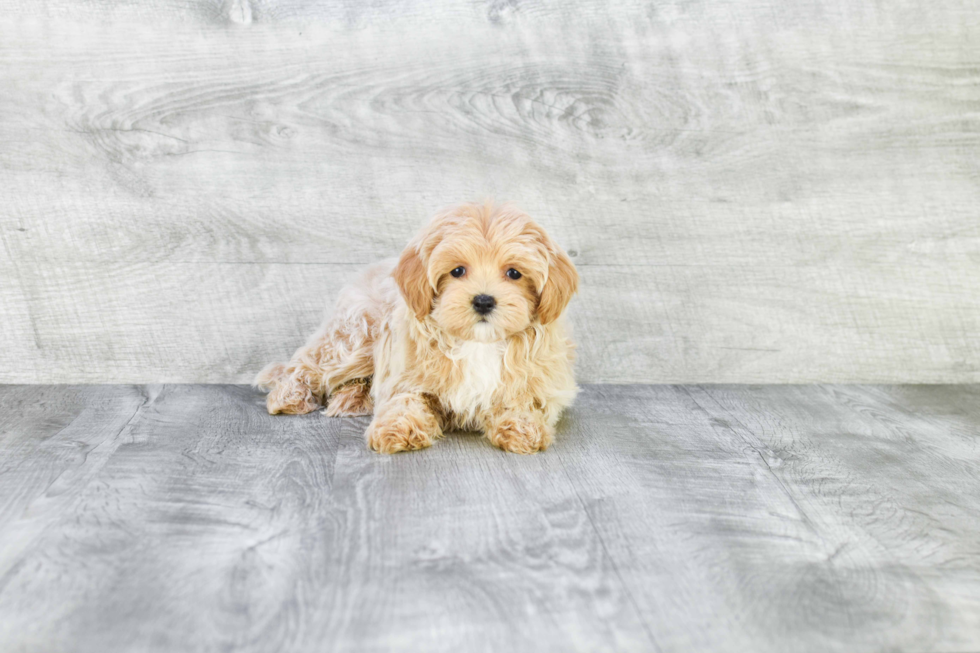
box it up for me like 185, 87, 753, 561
255, 202, 578, 454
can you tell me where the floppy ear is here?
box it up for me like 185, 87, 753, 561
537, 247, 579, 325
392, 244, 433, 320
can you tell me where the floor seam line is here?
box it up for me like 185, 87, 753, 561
554, 448, 664, 653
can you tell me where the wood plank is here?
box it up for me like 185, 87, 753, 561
2, 1, 980, 383
0, 384, 978, 651
0, 385, 149, 585
692, 384, 980, 651
0, 385, 652, 652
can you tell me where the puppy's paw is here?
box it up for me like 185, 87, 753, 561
366, 412, 441, 454
487, 413, 553, 454
256, 363, 321, 415
325, 381, 373, 417
366, 393, 442, 454
266, 381, 321, 415
367, 422, 434, 454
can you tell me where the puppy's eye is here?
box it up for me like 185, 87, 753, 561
450, 266, 466, 278
506, 268, 522, 280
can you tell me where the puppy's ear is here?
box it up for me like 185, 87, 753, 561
537, 247, 579, 325
393, 244, 433, 320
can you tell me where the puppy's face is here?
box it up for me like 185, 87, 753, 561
394, 203, 578, 342
429, 243, 538, 342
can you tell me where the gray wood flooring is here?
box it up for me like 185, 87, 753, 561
1, 384, 978, 652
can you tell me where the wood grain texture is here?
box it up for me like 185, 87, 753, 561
0, 383, 978, 652
1, 1, 979, 383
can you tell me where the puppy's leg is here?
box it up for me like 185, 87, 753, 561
256, 317, 376, 416
485, 409, 553, 454
324, 378, 373, 417
366, 393, 443, 454
254, 361, 322, 415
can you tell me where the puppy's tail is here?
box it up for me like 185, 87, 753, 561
253, 361, 322, 415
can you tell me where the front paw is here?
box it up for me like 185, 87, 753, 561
366, 409, 440, 454
487, 414, 552, 454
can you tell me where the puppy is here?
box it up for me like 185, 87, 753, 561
255, 201, 579, 454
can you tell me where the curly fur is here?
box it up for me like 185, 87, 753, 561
255, 201, 579, 454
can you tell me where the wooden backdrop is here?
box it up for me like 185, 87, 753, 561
1, 0, 978, 384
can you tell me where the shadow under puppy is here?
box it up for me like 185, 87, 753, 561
255, 202, 579, 454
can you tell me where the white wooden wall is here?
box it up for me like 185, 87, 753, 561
1, 1, 978, 384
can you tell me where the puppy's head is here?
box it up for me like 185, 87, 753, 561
393, 202, 578, 342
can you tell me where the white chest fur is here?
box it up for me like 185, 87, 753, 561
445, 340, 505, 424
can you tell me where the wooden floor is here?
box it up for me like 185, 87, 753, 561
1, 384, 978, 652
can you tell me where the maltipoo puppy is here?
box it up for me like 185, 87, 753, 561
255, 201, 578, 454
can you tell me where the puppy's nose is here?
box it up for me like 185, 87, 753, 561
472, 294, 496, 315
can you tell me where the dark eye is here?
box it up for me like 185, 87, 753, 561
450, 266, 466, 278
506, 268, 522, 280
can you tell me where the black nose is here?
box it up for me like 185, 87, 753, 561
472, 294, 496, 315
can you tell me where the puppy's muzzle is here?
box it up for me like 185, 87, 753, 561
472, 294, 496, 316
